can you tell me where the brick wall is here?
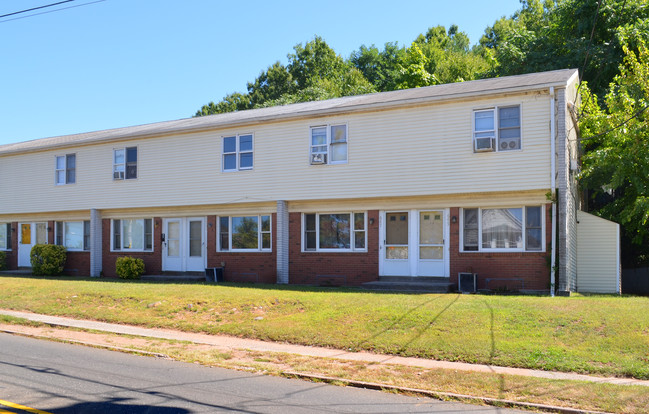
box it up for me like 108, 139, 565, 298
5, 222, 18, 269
206, 214, 277, 284
288, 210, 379, 286
102, 218, 162, 278
449, 205, 552, 292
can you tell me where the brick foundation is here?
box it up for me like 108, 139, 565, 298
207, 215, 277, 284
288, 210, 379, 286
101, 217, 162, 278
449, 205, 552, 292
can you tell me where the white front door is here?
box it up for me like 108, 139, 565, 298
382, 211, 411, 276
18, 222, 48, 267
379, 210, 449, 277
162, 217, 205, 272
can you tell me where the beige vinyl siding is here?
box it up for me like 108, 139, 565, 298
0, 92, 552, 215
576, 211, 621, 293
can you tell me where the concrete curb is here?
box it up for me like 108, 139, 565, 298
282, 372, 612, 414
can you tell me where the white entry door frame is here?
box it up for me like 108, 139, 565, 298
379, 209, 449, 277
162, 217, 206, 272
18, 222, 48, 267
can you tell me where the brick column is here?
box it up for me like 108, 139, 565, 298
276, 200, 289, 284
90, 209, 102, 277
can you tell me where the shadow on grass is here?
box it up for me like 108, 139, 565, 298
353, 294, 461, 354
0, 273, 455, 296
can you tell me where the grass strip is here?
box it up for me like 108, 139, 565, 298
0, 276, 647, 379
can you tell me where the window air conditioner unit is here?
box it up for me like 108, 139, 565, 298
310, 153, 327, 164
113, 171, 124, 180
499, 138, 521, 151
458, 272, 477, 293
474, 137, 495, 152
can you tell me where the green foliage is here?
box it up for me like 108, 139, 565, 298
0, 251, 6, 270
115, 256, 145, 279
579, 34, 649, 263
481, 0, 649, 97
30, 244, 67, 276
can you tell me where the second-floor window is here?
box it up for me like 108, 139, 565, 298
310, 124, 347, 165
223, 134, 253, 172
113, 147, 137, 180
473, 105, 521, 152
55, 154, 76, 185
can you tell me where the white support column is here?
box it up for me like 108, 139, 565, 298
90, 209, 102, 277
276, 200, 289, 284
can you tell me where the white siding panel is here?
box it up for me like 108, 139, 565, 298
577, 211, 620, 293
1, 92, 552, 215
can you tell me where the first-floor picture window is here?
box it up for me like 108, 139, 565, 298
304, 212, 366, 252
0, 223, 11, 250
462, 206, 543, 252
112, 219, 153, 251
218, 215, 271, 251
55, 221, 90, 251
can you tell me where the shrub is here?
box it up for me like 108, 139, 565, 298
0, 251, 6, 270
116, 256, 145, 279
30, 244, 67, 276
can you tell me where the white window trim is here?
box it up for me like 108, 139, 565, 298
218, 215, 271, 252
113, 146, 138, 180
55, 154, 76, 185
460, 205, 545, 253
309, 123, 348, 165
0, 223, 11, 251
302, 211, 367, 253
110, 218, 154, 252
472, 105, 523, 152
55, 221, 90, 252
222, 134, 254, 172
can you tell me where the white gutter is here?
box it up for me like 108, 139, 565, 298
550, 86, 556, 297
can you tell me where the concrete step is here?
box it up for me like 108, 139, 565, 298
362, 276, 453, 293
141, 272, 205, 282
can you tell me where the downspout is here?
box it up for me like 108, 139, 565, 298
550, 86, 556, 297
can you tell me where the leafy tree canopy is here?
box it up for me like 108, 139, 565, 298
579, 32, 649, 263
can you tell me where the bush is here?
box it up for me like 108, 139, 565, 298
115, 256, 145, 279
0, 251, 6, 270
30, 244, 67, 276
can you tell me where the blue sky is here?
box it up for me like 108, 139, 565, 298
0, 0, 522, 145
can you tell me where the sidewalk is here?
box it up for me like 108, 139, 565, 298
2, 309, 648, 387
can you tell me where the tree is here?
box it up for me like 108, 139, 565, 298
481, 0, 649, 97
195, 92, 250, 117
350, 42, 406, 91
579, 33, 649, 264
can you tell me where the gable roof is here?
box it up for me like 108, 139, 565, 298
0, 68, 578, 156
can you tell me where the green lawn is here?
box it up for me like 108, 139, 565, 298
1, 276, 647, 379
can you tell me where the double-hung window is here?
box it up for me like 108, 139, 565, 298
55, 154, 76, 185
218, 215, 271, 251
222, 134, 253, 172
462, 206, 543, 252
55, 221, 90, 251
111, 219, 153, 251
310, 124, 347, 164
0, 223, 11, 250
113, 147, 137, 180
303, 212, 366, 251
473, 105, 521, 152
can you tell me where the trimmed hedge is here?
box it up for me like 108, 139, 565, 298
30, 244, 67, 276
115, 256, 145, 279
0, 251, 6, 270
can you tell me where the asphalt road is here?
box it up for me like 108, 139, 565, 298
0, 333, 527, 413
